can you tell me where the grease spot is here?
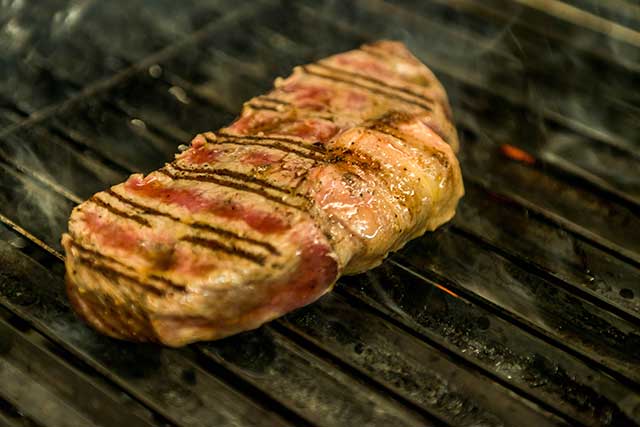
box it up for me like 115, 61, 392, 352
619, 288, 634, 299
477, 316, 490, 330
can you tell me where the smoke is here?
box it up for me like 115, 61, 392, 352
0, 173, 70, 253
0, 110, 125, 252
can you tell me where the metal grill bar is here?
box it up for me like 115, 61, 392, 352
394, 238, 640, 385
0, 396, 44, 427
277, 294, 565, 426
339, 267, 640, 426
0, 308, 157, 427
451, 189, 640, 323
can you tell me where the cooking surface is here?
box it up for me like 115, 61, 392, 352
0, 1, 638, 426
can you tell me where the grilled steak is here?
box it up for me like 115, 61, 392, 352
62, 41, 464, 346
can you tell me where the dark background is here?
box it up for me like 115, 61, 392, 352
0, 1, 638, 426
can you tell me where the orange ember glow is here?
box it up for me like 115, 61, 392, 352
433, 282, 459, 298
500, 144, 536, 165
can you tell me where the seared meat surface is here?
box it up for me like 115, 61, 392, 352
62, 41, 464, 346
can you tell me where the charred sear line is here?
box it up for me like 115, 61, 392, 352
376, 111, 452, 144
246, 103, 280, 112
160, 168, 302, 210
302, 66, 432, 111
68, 238, 185, 291
216, 131, 327, 154
206, 135, 323, 162
315, 62, 433, 104
106, 189, 166, 217
359, 45, 390, 61
247, 97, 293, 111
360, 46, 434, 90
90, 196, 151, 227
373, 111, 420, 128
369, 122, 451, 170
360, 45, 419, 70
181, 236, 266, 265
105, 189, 280, 254
368, 122, 406, 141
170, 164, 294, 194
328, 147, 382, 171
76, 256, 166, 297
190, 222, 279, 255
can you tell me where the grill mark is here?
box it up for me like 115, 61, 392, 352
159, 168, 302, 210
360, 45, 390, 61
79, 231, 268, 270
181, 236, 266, 265
69, 238, 185, 292
368, 122, 408, 142
189, 222, 279, 254
329, 147, 382, 172
360, 45, 433, 90
368, 119, 451, 145
205, 134, 323, 162
246, 103, 280, 112
242, 102, 338, 126
302, 66, 432, 112
105, 189, 279, 255
90, 196, 151, 227
217, 131, 327, 154
315, 62, 433, 104
243, 102, 337, 122
75, 255, 165, 297
170, 164, 295, 195
360, 45, 417, 69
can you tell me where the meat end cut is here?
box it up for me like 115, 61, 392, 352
62, 41, 464, 346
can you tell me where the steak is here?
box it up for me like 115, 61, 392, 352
62, 41, 464, 346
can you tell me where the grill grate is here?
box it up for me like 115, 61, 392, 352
0, 1, 638, 426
